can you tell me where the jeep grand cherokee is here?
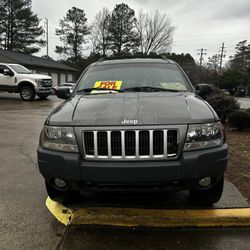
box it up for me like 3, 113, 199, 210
37, 58, 228, 205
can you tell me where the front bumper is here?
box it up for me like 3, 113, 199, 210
37, 143, 228, 192
35, 87, 52, 94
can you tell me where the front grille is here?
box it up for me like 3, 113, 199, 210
41, 79, 53, 87
83, 129, 179, 160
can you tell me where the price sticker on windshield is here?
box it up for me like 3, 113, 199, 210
94, 81, 123, 90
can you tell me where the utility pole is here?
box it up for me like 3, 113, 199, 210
197, 48, 207, 82
45, 18, 49, 57
197, 48, 207, 67
219, 42, 226, 70
4, 37, 7, 50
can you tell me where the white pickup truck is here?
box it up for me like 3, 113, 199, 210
0, 63, 53, 101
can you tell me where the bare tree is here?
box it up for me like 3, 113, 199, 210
90, 7, 111, 56
136, 10, 175, 55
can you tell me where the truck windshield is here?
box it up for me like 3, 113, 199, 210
9, 65, 32, 74
76, 63, 191, 93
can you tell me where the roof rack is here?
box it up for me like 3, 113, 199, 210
98, 54, 168, 62
97, 56, 108, 62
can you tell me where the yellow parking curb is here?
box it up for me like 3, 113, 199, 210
46, 197, 250, 228
46, 197, 74, 225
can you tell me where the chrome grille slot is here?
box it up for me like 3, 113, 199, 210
153, 130, 164, 155
125, 131, 136, 156
111, 131, 122, 156
83, 132, 94, 155
97, 131, 108, 156
139, 130, 150, 155
83, 128, 180, 160
167, 130, 179, 156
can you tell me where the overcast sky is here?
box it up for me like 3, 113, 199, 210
32, 0, 250, 64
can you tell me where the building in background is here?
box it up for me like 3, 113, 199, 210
0, 49, 78, 85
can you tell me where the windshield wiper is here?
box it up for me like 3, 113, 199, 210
77, 88, 124, 93
123, 86, 180, 92
77, 86, 181, 94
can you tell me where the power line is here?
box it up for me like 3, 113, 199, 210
175, 32, 250, 37
174, 36, 250, 50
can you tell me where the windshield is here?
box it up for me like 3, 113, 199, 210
76, 63, 191, 94
9, 64, 32, 74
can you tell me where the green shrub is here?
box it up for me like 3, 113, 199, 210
228, 111, 250, 130
246, 108, 250, 113
203, 87, 240, 122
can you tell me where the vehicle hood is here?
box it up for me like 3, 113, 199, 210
48, 92, 218, 126
17, 73, 52, 80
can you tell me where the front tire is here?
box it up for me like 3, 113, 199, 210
45, 181, 79, 204
189, 176, 224, 205
20, 86, 35, 101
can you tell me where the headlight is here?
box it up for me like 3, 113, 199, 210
35, 79, 43, 86
184, 122, 224, 151
40, 126, 78, 152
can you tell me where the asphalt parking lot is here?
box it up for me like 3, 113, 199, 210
0, 93, 250, 250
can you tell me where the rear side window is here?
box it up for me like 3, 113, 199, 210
0, 65, 9, 74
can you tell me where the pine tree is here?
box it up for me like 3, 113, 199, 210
109, 3, 139, 55
230, 40, 250, 72
55, 7, 89, 60
0, 0, 45, 54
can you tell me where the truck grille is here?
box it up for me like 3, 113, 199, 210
83, 129, 179, 160
41, 79, 53, 87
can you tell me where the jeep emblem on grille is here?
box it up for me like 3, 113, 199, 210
121, 119, 138, 125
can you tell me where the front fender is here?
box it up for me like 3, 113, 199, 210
17, 80, 37, 89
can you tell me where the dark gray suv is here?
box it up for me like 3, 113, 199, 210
37, 58, 228, 205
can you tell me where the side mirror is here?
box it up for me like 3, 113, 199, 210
196, 84, 212, 98
3, 69, 14, 77
56, 87, 71, 100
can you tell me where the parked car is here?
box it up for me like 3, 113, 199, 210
221, 89, 230, 96
0, 63, 52, 101
37, 58, 228, 205
52, 82, 76, 95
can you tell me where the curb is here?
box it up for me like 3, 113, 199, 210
46, 197, 74, 225
46, 197, 250, 228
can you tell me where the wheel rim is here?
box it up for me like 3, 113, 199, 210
22, 88, 32, 100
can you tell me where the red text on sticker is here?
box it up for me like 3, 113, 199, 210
99, 81, 118, 89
